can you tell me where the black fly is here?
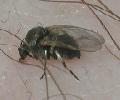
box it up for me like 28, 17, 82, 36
18, 25, 105, 80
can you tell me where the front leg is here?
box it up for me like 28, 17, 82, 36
40, 50, 48, 80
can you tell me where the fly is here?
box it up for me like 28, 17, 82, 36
18, 25, 105, 80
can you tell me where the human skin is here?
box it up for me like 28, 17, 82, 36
0, 0, 120, 100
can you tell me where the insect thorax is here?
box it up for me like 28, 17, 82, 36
23, 26, 80, 59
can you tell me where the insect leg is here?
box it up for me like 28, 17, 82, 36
54, 50, 80, 81
40, 50, 47, 80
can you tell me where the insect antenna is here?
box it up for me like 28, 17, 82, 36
54, 50, 80, 81
0, 43, 19, 47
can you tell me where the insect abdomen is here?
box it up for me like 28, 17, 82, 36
40, 46, 80, 59
54, 47, 81, 59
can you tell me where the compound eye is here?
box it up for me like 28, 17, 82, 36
18, 47, 29, 60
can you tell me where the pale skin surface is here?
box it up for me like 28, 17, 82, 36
0, 0, 120, 100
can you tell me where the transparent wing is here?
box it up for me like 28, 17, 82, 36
47, 25, 105, 52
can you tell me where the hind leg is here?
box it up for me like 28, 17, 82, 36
54, 50, 80, 81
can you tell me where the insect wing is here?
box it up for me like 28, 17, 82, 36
47, 25, 105, 52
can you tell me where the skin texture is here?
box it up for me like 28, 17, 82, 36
0, 0, 120, 100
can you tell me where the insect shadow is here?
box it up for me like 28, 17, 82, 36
18, 25, 105, 81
